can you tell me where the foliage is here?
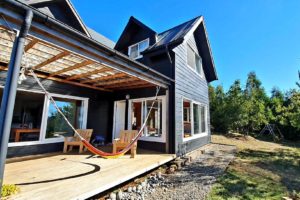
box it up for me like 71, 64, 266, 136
1, 184, 19, 197
209, 71, 300, 140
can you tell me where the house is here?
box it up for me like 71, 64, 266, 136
0, 0, 217, 198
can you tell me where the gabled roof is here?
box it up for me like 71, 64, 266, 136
148, 16, 200, 51
114, 16, 157, 51
21, 0, 91, 37
87, 27, 115, 49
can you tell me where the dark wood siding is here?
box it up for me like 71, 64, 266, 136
173, 35, 211, 155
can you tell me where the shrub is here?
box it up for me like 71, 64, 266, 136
1, 184, 19, 197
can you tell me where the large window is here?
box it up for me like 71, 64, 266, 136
183, 98, 207, 140
46, 97, 84, 139
187, 45, 203, 76
0, 88, 89, 146
130, 96, 166, 142
128, 38, 149, 59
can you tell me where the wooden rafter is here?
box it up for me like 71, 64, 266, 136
94, 77, 139, 86
49, 60, 93, 77
0, 66, 111, 92
66, 67, 112, 81
104, 80, 148, 88
116, 84, 154, 90
80, 73, 127, 84
24, 39, 38, 52
32, 51, 70, 70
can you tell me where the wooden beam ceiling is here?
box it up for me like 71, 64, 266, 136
80, 73, 127, 84
49, 60, 93, 77
32, 51, 70, 70
24, 39, 38, 52
104, 80, 148, 89
94, 77, 139, 86
66, 67, 112, 81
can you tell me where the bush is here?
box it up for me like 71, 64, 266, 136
1, 184, 19, 197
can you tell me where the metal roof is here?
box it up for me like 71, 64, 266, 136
87, 27, 115, 49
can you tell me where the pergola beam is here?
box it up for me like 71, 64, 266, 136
49, 60, 93, 77
66, 67, 112, 81
93, 77, 138, 86
32, 51, 70, 70
116, 84, 154, 90
80, 73, 127, 84
24, 39, 38, 52
104, 81, 149, 89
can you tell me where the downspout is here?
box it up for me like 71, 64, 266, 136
0, 9, 33, 195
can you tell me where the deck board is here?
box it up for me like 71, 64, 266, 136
4, 150, 175, 200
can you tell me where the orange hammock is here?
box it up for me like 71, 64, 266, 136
29, 69, 160, 159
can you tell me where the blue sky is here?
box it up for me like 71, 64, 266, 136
72, 0, 300, 93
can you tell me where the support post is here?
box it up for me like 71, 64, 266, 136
0, 10, 33, 195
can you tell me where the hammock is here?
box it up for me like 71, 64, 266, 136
29, 69, 160, 159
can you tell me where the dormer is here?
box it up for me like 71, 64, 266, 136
114, 17, 157, 59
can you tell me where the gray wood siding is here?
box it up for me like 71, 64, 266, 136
173, 35, 211, 155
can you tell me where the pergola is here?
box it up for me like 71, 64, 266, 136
0, 26, 162, 92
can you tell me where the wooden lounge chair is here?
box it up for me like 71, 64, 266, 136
63, 129, 93, 153
113, 130, 138, 158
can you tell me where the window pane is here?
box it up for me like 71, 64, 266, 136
193, 103, 200, 134
201, 105, 206, 133
46, 97, 82, 139
131, 101, 142, 131
145, 99, 162, 137
129, 44, 139, 59
139, 40, 149, 52
195, 54, 203, 75
9, 90, 44, 143
187, 46, 195, 69
183, 100, 192, 138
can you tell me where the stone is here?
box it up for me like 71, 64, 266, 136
110, 192, 117, 200
137, 184, 143, 191
117, 191, 123, 200
132, 186, 137, 192
141, 181, 147, 188
127, 187, 133, 193
157, 171, 162, 179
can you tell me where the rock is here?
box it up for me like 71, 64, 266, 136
110, 192, 117, 200
117, 191, 123, 200
141, 181, 147, 189
137, 184, 143, 191
127, 187, 133, 193
132, 186, 136, 192
157, 171, 162, 179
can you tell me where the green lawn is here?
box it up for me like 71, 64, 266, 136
208, 134, 300, 200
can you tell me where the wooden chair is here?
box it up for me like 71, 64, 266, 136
63, 129, 93, 153
113, 130, 138, 158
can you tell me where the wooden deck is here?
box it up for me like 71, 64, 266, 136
4, 150, 176, 200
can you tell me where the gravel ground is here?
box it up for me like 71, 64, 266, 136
145, 144, 236, 200
105, 144, 236, 200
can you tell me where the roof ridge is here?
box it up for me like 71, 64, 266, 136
158, 16, 201, 36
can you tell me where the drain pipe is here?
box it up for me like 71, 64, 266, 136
0, 10, 33, 195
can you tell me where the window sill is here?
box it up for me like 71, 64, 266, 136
187, 64, 204, 79
182, 132, 208, 142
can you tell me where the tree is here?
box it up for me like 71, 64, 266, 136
296, 71, 300, 88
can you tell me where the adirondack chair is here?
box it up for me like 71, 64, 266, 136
113, 130, 138, 158
63, 129, 93, 153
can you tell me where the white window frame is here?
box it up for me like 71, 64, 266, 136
182, 97, 208, 142
186, 43, 204, 78
128, 38, 150, 60
6, 88, 89, 147
128, 95, 166, 143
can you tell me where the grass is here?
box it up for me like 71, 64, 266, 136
208, 133, 300, 200
1, 184, 19, 198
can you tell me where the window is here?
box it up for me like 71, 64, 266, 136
46, 97, 84, 139
128, 39, 149, 59
1, 87, 89, 146
187, 45, 203, 76
183, 98, 207, 140
129, 96, 166, 142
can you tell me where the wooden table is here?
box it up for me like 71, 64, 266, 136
12, 128, 40, 142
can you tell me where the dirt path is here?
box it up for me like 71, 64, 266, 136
146, 144, 236, 200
